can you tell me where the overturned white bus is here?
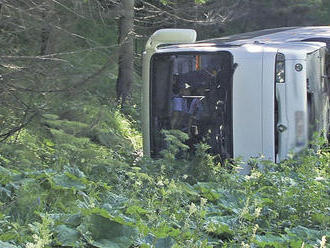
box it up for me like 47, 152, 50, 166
142, 26, 330, 163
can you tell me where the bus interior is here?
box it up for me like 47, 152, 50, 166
150, 52, 235, 159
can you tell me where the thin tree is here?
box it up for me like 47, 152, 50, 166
116, 0, 134, 106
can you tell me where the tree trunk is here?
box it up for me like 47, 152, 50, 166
40, 0, 56, 55
116, 0, 134, 106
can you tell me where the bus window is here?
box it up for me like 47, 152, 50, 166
150, 52, 234, 159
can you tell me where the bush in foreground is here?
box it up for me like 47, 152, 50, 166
0, 127, 329, 248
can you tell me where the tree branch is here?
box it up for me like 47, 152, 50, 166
0, 111, 38, 142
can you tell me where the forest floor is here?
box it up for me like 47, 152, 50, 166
0, 102, 329, 248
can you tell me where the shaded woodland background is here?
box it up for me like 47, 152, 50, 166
0, 1, 329, 247
1, 0, 330, 129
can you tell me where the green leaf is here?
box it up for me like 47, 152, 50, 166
141, 235, 175, 248
154, 237, 175, 248
0, 241, 20, 248
311, 213, 330, 225
285, 226, 326, 242
52, 173, 86, 190
55, 224, 80, 247
0, 166, 13, 175
152, 222, 180, 238
126, 205, 150, 217
255, 234, 286, 248
205, 221, 234, 240
78, 214, 138, 248
178, 182, 200, 201
0, 186, 12, 200
48, 213, 82, 227
195, 182, 220, 202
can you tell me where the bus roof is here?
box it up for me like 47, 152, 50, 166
154, 26, 329, 57
200, 27, 298, 43
201, 26, 330, 47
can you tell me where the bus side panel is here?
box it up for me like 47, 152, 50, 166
233, 57, 263, 161
262, 52, 276, 161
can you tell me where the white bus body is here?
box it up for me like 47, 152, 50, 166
142, 27, 330, 163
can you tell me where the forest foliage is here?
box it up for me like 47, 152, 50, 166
0, 0, 330, 247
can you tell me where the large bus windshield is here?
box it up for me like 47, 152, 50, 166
150, 51, 234, 159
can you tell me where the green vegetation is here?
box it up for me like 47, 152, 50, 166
0, 123, 329, 247
0, 0, 329, 247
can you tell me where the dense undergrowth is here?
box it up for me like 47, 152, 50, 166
0, 106, 329, 247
